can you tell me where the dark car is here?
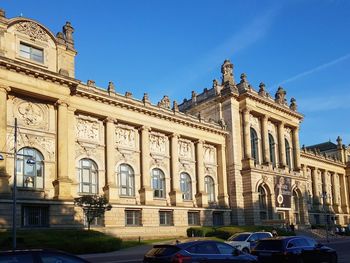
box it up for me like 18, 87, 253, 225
0, 249, 90, 263
143, 240, 258, 263
251, 236, 337, 263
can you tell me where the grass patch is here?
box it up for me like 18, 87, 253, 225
0, 229, 122, 254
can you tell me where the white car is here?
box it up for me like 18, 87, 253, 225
225, 232, 273, 253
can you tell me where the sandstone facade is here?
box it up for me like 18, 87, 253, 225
0, 10, 349, 238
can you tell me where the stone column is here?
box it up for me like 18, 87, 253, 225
311, 168, 319, 205
0, 85, 10, 194
331, 172, 340, 212
340, 174, 349, 214
103, 117, 118, 202
217, 144, 229, 207
195, 140, 207, 207
53, 100, 73, 200
277, 122, 286, 168
292, 127, 301, 171
169, 133, 182, 205
261, 115, 270, 165
242, 109, 251, 160
139, 126, 152, 204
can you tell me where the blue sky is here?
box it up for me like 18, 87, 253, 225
2, 0, 350, 146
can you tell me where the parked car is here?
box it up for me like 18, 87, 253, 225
0, 249, 90, 263
251, 236, 338, 263
143, 240, 258, 263
226, 232, 273, 253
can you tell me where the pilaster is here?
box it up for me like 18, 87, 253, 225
217, 144, 229, 207
331, 172, 340, 213
53, 100, 73, 200
169, 133, 182, 205
139, 126, 152, 204
195, 140, 208, 207
261, 115, 270, 165
0, 85, 10, 194
292, 127, 301, 171
242, 109, 251, 160
277, 122, 286, 168
103, 117, 118, 202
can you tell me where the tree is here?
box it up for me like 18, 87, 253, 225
74, 195, 112, 230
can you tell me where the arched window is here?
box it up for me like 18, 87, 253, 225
78, 159, 98, 194
269, 134, 276, 167
152, 168, 165, 198
118, 164, 134, 196
293, 190, 300, 224
285, 139, 292, 169
17, 147, 44, 189
250, 128, 259, 164
258, 185, 267, 220
205, 176, 215, 203
180, 172, 192, 200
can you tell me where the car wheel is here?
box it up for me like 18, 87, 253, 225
329, 254, 338, 263
242, 247, 250, 254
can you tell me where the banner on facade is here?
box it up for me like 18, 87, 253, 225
275, 176, 292, 209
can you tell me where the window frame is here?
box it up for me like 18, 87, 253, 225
22, 205, 49, 227
258, 185, 268, 220
204, 176, 215, 203
118, 164, 135, 197
180, 172, 192, 200
151, 168, 166, 199
125, 209, 142, 226
188, 211, 200, 226
285, 138, 292, 169
19, 42, 44, 64
78, 158, 98, 194
159, 210, 173, 226
250, 128, 259, 164
268, 133, 276, 167
16, 147, 44, 190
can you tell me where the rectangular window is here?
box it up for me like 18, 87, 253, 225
84, 214, 104, 227
213, 212, 224, 226
22, 206, 49, 227
188, 211, 200, 226
19, 42, 44, 63
159, 210, 173, 226
125, 210, 141, 226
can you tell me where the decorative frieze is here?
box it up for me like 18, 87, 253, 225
115, 126, 136, 149
178, 139, 192, 160
15, 21, 49, 41
76, 117, 100, 142
149, 133, 167, 155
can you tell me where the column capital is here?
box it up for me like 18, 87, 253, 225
195, 139, 205, 145
103, 116, 116, 124
262, 115, 269, 121
139, 125, 151, 132
55, 99, 69, 108
170, 133, 179, 139
0, 84, 11, 93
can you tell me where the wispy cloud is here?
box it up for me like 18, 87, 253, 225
155, 4, 282, 101
298, 94, 350, 112
275, 53, 350, 87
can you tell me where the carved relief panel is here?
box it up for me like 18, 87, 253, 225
75, 116, 101, 142
178, 139, 193, 160
268, 121, 277, 139
284, 127, 292, 143
149, 132, 167, 155
12, 97, 49, 130
115, 125, 136, 149
249, 114, 260, 136
203, 144, 217, 176
15, 21, 49, 42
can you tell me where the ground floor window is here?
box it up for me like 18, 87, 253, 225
84, 214, 104, 227
188, 211, 200, 226
159, 210, 173, 226
22, 206, 49, 227
125, 210, 141, 226
213, 212, 224, 226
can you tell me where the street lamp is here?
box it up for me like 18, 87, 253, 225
0, 118, 35, 250
320, 191, 330, 243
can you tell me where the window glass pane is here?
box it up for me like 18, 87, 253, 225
83, 184, 90, 193
20, 43, 30, 52
20, 50, 31, 59
91, 172, 97, 184
24, 162, 34, 176
0, 254, 34, 262
36, 176, 44, 189
82, 169, 90, 182
216, 243, 234, 254
82, 160, 90, 167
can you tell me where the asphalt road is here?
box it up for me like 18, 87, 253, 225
80, 238, 350, 263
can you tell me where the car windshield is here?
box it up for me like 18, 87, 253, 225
146, 246, 180, 257
228, 233, 250, 241
255, 240, 283, 251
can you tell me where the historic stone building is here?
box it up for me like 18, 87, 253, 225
0, 9, 349, 237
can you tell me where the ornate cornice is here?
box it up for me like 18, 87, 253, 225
239, 90, 304, 120
74, 85, 228, 136
0, 56, 79, 91
301, 151, 345, 168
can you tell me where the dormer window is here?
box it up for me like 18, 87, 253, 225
19, 42, 43, 63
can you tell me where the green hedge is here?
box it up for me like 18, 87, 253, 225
187, 226, 295, 239
0, 229, 123, 254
